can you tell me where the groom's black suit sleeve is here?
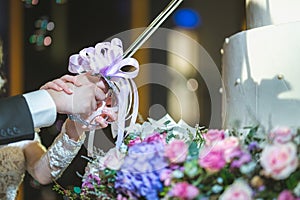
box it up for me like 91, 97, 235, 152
0, 95, 35, 145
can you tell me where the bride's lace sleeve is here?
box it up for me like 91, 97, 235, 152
47, 128, 86, 179
27, 121, 85, 184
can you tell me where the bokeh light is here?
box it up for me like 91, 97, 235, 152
34, 19, 42, 28
31, 0, 39, 5
22, 0, 39, 7
22, 0, 67, 5
47, 22, 55, 31
56, 0, 68, 4
40, 19, 48, 30
43, 36, 52, 46
29, 35, 37, 44
29, 16, 55, 50
36, 35, 44, 46
186, 78, 199, 91
173, 8, 201, 29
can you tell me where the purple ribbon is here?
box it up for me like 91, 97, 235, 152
68, 38, 139, 79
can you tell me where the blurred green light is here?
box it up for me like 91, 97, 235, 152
36, 35, 44, 46
29, 35, 37, 44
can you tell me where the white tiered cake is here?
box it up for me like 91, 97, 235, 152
222, 0, 300, 130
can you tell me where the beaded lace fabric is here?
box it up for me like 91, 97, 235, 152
0, 131, 85, 200
0, 146, 25, 200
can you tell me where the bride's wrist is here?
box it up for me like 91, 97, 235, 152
64, 118, 85, 141
47, 119, 85, 180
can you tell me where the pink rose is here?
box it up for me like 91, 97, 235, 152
164, 140, 188, 163
215, 136, 240, 162
269, 127, 295, 144
260, 143, 298, 180
199, 147, 226, 173
171, 182, 199, 200
278, 190, 297, 200
127, 136, 142, 147
219, 180, 252, 200
100, 148, 125, 170
203, 129, 225, 146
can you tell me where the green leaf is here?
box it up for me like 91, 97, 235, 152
219, 168, 235, 185
184, 159, 200, 178
164, 120, 171, 125
286, 170, 300, 189
166, 132, 175, 143
242, 125, 260, 144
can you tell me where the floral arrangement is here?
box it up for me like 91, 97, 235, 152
54, 114, 300, 200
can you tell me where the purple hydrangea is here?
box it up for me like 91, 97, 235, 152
114, 140, 168, 200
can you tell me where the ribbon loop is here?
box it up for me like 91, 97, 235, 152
104, 58, 139, 79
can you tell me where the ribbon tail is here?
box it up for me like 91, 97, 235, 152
121, 79, 132, 120
114, 81, 128, 148
129, 79, 139, 126
113, 78, 139, 148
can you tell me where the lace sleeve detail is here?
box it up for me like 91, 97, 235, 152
47, 129, 86, 180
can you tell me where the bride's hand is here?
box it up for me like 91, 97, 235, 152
40, 73, 109, 94
93, 105, 118, 127
79, 103, 118, 129
40, 74, 81, 94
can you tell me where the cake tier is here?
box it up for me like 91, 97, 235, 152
222, 22, 300, 130
246, 0, 300, 29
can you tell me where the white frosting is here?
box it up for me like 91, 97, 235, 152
222, 21, 300, 130
246, 0, 300, 29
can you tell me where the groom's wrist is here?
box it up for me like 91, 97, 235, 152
23, 90, 57, 128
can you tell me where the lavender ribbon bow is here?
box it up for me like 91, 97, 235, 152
68, 38, 139, 148
69, 38, 139, 79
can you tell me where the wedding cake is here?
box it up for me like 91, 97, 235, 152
221, 0, 300, 130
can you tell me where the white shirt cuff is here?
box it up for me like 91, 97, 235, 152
23, 90, 57, 128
